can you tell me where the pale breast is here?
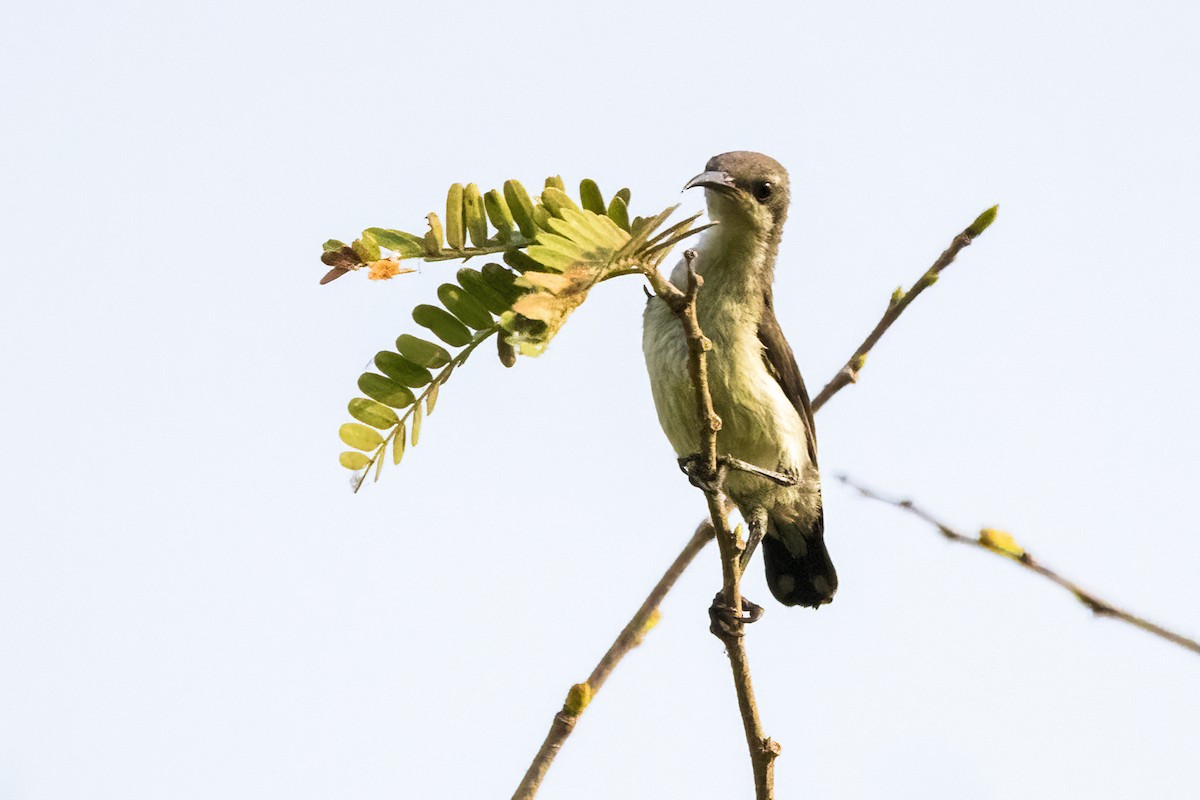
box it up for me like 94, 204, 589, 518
642, 294, 812, 509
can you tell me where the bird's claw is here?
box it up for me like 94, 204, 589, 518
708, 591, 764, 637
678, 454, 726, 495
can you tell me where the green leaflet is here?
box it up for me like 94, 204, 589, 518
484, 190, 514, 239
340, 451, 371, 470
504, 248, 550, 274
323, 239, 348, 252
395, 333, 451, 368
458, 267, 514, 314
445, 183, 466, 251
464, 183, 488, 247
426, 380, 440, 414
358, 373, 415, 408
606, 195, 630, 232
503, 179, 538, 238
348, 397, 400, 429
340, 422, 384, 451
497, 335, 516, 368
579, 179, 605, 215
375, 351, 433, 387
365, 228, 426, 258
412, 304, 473, 347
352, 235, 380, 263
541, 186, 579, 218
544, 175, 565, 190
437, 283, 494, 330
392, 423, 406, 464
481, 262, 528, 302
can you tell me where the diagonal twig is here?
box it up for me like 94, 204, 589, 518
840, 474, 1200, 656
810, 205, 997, 411
512, 521, 715, 800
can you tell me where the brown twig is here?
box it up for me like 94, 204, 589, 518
810, 205, 998, 411
839, 474, 1200, 656
671, 249, 779, 798
511, 521, 715, 800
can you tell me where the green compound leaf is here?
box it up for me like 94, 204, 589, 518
348, 397, 400, 429
395, 334, 451, 368
375, 351, 433, 387
340, 422, 384, 451
340, 451, 372, 470
437, 283, 494, 330
412, 304, 473, 347
358, 373, 415, 408
328, 172, 717, 487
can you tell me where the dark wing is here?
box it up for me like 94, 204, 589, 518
758, 293, 818, 466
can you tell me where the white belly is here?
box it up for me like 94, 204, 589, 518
642, 296, 814, 512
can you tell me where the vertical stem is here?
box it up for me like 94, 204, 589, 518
660, 251, 779, 799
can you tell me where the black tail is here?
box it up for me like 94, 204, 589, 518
762, 511, 837, 608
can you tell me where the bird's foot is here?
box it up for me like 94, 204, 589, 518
708, 591, 764, 638
677, 454, 726, 495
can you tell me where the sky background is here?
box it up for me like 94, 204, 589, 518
3, 1, 1199, 798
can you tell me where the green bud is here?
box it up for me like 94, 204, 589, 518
564, 682, 592, 716
966, 204, 999, 237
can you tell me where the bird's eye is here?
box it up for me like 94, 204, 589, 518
753, 182, 773, 202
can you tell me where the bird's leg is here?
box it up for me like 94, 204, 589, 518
709, 591, 765, 637
677, 453, 727, 496
739, 506, 769, 573
717, 456, 797, 487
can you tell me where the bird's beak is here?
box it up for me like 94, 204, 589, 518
683, 170, 736, 193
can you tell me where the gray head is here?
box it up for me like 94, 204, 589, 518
683, 151, 791, 236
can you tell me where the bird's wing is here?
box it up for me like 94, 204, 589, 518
757, 293, 819, 466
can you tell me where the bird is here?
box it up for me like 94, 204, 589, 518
642, 151, 836, 609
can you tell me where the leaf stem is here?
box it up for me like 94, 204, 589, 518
352, 324, 500, 493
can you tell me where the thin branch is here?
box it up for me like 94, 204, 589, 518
810, 205, 998, 411
670, 250, 779, 799
839, 474, 1200, 656
511, 521, 715, 800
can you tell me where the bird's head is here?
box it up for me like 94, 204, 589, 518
684, 151, 790, 239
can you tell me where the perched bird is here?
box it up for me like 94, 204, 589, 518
642, 151, 835, 608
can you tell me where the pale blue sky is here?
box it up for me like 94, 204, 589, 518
3, 1, 1198, 798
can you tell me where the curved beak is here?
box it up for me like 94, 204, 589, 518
683, 170, 736, 193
